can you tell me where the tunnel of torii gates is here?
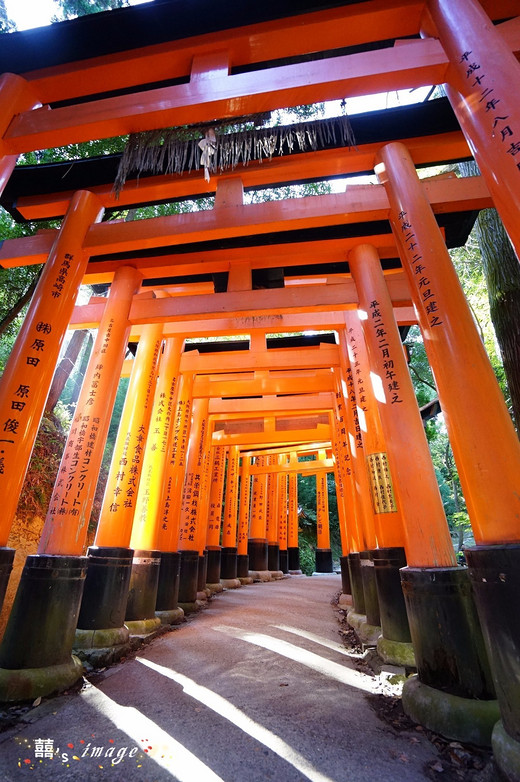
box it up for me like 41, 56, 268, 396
0, 0, 519, 774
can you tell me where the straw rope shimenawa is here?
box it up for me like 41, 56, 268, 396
113, 113, 356, 194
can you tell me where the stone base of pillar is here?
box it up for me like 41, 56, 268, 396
156, 551, 181, 614
197, 553, 208, 594
78, 546, 133, 632
74, 625, 130, 668
279, 549, 288, 574
465, 545, 520, 745
221, 547, 238, 579
315, 548, 333, 573
340, 555, 351, 596
0, 657, 84, 703
237, 554, 249, 579
155, 607, 185, 626
267, 544, 280, 571
403, 675, 499, 746
249, 570, 272, 582
0, 554, 88, 701
197, 590, 209, 603
206, 582, 224, 594
287, 546, 300, 571
248, 539, 268, 571
401, 566, 495, 701
346, 609, 382, 646
178, 550, 199, 604
492, 720, 520, 782
125, 549, 161, 625
239, 577, 254, 585
124, 617, 162, 636
289, 570, 304, 576
178, 599, 206, 614
221, 578, 242, 589
360, 551, 380, 627
270, 570, 284, 580
0, 547, 15, 614
206, 546, 221, 584
376, 635, 416, 668
338, 593, 353, 608
372, 547, 411, 644
347, 552, 365, 614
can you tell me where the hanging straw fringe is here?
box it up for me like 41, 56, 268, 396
113, 114, 356, 196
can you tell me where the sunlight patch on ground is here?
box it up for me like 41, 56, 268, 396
212, 626, 376, 693
136, 657, 336, 782
83, 684, 224, 782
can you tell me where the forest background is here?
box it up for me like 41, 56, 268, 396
0, 0, 519, 579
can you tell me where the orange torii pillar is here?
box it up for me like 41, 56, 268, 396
278, 469, 289, 575
330, 446, 351, 596
152, 371, 194, 605
177, 397, 209, 611
421, 0, 520, 261
333, 366, 378, 624
0, 190, 103, 615
236, 453, 253, 583
0, 74, 40, 197
248, 456, 269, 574
349, 242, 496, 745
74, 322, 163, 653
315, 467, 334, 574
0, 265, 140, 702
205, 445, 227, 587
377, 141, 520, 756
341, 316, 413, 663
220, 445, 241, 586
130, 337, 185, 626
330, 386, 364, 598
266, 455, 281, 574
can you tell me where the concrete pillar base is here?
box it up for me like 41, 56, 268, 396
178, 599, 206, 614
492, 720, 520, 782
155, 607, 185, 626
402, 675, 500, 747
249, 570, 272, 582
376, 635, 416, 668
74, 625, 129, 649
197, 590, 209, 602
270, 570, 284, 580
221, 578, 241, 589
346, 609, 382, 646
206, 582, 224, 594
338, 593, 353, 607
124, 617, 161, 637
239, 576, 254, 585
311, 571, 336, 577
0, 656, 84, 702
289, 569, 304, 576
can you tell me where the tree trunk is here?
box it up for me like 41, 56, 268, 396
45, 330, 88, 414
459, 161, 520, 432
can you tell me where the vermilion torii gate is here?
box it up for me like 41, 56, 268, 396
0, 1, 519, 778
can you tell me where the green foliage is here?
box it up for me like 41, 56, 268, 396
52, 0, 129, 21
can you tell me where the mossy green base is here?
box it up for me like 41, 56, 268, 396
178, 600, 205, 614
239, 577, 253, 585
347, 609, 381, 646
377, 635, 416, 668
0, 656, 83, 702
221, 578, 242, 589
402, 675, 500, 747
206, 583, 224, 594
155, 607, 185, 625
74, 625, 129, 649
124, 616, 161, 636
492, 720, 520, 782
249, 570, 272, 582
